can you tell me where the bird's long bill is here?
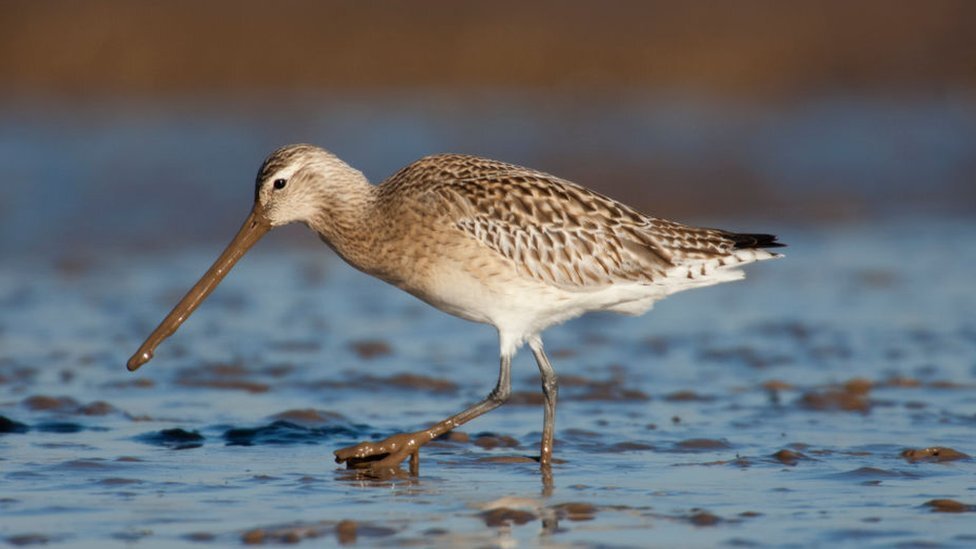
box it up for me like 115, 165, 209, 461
126, 205, 271, 372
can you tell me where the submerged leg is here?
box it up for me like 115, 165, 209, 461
528, 336, 558, 467
334, 350, 513, 474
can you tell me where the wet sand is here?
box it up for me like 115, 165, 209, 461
1, 219, 974, 546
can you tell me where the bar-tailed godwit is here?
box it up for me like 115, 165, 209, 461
128, 144, 784, 474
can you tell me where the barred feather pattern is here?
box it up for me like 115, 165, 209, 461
379, 154, 771, 291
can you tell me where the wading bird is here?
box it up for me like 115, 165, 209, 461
128, 144, 783, 474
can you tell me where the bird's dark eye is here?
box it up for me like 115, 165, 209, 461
273, 178, 287, 190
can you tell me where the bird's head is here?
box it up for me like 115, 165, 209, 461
253, 144, 364, 227
126, 143, 361, 372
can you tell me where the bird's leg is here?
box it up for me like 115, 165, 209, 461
334, 353, 513, 474
529, 336, 558, 467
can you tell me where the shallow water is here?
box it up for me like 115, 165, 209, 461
2, 218, 975, 547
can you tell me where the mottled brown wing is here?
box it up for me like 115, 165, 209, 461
397, 154, 742, 290
382, 154, 750, 289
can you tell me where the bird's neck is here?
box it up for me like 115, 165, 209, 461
304, 176, 382, 270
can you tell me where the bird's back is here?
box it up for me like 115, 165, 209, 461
378, 153, 783, 293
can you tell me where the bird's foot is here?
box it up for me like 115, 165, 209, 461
334, 432, 422, 476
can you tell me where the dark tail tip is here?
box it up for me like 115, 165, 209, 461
729, 232, 786, 249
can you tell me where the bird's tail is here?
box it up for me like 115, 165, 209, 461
726, 232, 786, 250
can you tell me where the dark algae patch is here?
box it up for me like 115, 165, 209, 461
335, 520, 357, 545
674, 438, 731, 451
137, 428, 205, 450
481, 508, 538, 527
771, 449, 811, 466
223, 420, 360, 446
5, 534, 52, 546
924, 499, 976, 513
309, 372, 459, 394
21, 395, 118, 416
664, 390, 715, 402
240, 520, 396, 545
472, 433, 521, 450
269, 408, 347, 426
552, 502, 597, 521
34, 421, 86, 433
22, 395, 78, 412
349, 339, 393, 359
901, 447, 970, 463
688, 510, 722, 527
799, 378, 873, 413
0, 415, 29, 434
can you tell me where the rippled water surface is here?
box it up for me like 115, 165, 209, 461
2, 219, 975, 547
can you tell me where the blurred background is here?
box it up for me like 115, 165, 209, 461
2, 0, 974, 259
3, 4, 976, 545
